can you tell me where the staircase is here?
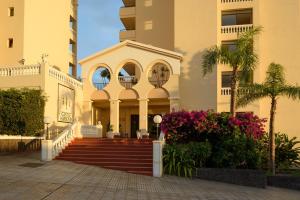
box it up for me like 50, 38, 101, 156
55, 138, 153, 176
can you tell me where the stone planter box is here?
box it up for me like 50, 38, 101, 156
195, 168, 267, 188
268, 175, 300, 191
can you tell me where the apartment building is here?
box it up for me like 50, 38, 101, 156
0, 0, 78, 77
119, 0, 300, 138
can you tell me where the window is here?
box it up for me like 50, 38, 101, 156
8, 7, 14, 17
222, 71, 253, 88
222, 40, 237, 52
222, 9, 252, 26
68, 63, 76, 77
69, 40, 76, 53
70, 16, 76, 30
8, 38, 14, 48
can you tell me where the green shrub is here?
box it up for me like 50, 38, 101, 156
163, 142, 212, 177
210, 133, 263, 169
0, 89, 46, 136
275, 133, 300, 169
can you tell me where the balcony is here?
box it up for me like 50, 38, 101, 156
221, 24, 253, 34
120, 7, 136, 30
122, 0, 135, 7
221, 0, 253, 3
119, 76, 137, 89
119, 29, 136, 42
221, 87, 249, 96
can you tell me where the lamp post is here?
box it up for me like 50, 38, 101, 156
153, 115, 162, 140
44, 116, 52, 140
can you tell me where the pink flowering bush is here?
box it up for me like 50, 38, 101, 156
161, 111, 266, 144
162, 111, 267, 169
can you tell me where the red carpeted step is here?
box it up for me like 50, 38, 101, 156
55, 138, 153, 176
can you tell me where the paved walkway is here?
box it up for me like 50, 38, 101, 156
0, 153, 300, 200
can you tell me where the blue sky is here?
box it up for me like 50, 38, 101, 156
78, 0, 124, 60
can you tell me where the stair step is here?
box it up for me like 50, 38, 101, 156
57, 153, 152, 159
57, 138, 154, 176
56, 157, 152, 163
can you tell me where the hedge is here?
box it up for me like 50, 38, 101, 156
0, 89, 46, 136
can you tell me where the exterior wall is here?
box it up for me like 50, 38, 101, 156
0, 0, 25, 66
0, 0, 77, 74
174, 0, 218, 111
256, 0, 300, 138
135, 0, 174, 50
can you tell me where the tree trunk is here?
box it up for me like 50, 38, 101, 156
230, 66, 238, 117
269, 97, 277, 175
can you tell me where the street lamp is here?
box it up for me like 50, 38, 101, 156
44, 116, 52, 140
153, 115, 162, 140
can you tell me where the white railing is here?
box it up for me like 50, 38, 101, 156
221, 0, 253, 3
0, 65, 41, 77
221, 24, 253, 34
49, 67, 82, 88
221, 87, 249, 96
119, 76, 137, 88
51, 123, 77, 158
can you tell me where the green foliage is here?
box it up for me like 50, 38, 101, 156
163, 142, 212, 177
0, 89, 46, 136
210, 133, 262, 169
260, 133, 300, 169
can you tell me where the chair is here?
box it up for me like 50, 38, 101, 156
136, 129, 149, 139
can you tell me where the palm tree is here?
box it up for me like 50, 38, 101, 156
237, 63, 300, 175
202, 27, 262, 116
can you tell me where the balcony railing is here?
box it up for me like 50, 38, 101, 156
221, 24, 253, 34
221, 87, 249, 96
0, 65, 41, 77
221, 0, 253, 3
119, 76, 137, 89
93, 82, 108, 90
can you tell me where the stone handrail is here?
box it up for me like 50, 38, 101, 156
52, 123, 77, 158
221, 24, 253, 34
221, 0, 253, 3
48, 67, 83, 88
0, 65, 41, 77
42, 122, 77, 161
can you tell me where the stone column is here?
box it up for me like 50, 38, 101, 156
169, 97, 180, 112
41, 140, 53, 161
110, 99, 120, 133
153, 140, 165, 177
139, 99, 149, 131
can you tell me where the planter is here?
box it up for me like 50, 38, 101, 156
195, 168, 267, 188
268, 175, 300, 191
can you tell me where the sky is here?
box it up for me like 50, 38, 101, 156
78, 0, 124, 61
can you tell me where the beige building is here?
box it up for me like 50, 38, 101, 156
0, 0, 78, 77
0, 0, 81, 130
119, 0, 300, 138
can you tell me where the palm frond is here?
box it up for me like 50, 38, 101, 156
280, 85, 300, 100
265, 63, 286, 86
237, 83, 269, 108
202, 46, 219, 76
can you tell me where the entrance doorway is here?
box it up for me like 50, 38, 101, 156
130, 115, 139, 139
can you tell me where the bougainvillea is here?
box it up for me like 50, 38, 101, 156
161, 110, 267, 144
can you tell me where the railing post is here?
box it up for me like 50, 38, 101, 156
153, 140, 165, 177
41, 140, 53, 161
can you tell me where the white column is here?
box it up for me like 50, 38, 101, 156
110, 99, 120, 133
139, 99, 149, 131
153, 140, 165, 177
41, 140, 53, 161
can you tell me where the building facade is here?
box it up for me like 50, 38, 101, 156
119, 0, 300, 138
0, 0, 78, 77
